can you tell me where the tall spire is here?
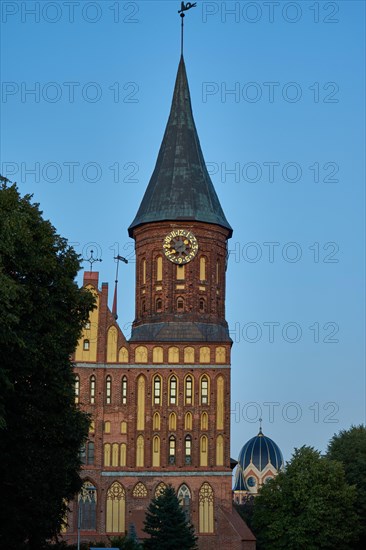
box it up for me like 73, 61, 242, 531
128, 56, 232, 237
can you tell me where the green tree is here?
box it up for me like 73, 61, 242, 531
143, 485, 198, 550
0, 182, 95, 550
252, 446, 359, 550
327, 425, 366, 549
110, 532, 142, 550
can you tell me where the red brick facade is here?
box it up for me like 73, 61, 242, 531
65, 222, 256, 547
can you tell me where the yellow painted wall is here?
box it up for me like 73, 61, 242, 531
75, 285, 99, 362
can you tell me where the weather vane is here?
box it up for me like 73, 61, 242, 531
178, 2, 197, 56
112, 255, 128, 320
82, 249, 102, 272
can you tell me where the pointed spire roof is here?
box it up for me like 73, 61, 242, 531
128, 56, 232, 237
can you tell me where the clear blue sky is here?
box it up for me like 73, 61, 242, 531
1, 0, 365, 463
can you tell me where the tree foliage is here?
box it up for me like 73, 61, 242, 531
327, 425, 366, 549
252, 446, 359, 550
0, 182, 95, 549
143, 485, 198, 550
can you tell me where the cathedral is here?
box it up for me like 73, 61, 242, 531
66, 53, 256, 549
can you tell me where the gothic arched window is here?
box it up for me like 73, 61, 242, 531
106, 482, 125, 534
199, 483, 214, 533
78, 482, 97, 531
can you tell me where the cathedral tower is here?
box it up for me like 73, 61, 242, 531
68, 54, 255, 550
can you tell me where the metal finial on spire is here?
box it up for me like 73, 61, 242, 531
82, 249, 102, 272
112, 255, 128, 320
178, 2, 197, 56
259, 417, 263, 435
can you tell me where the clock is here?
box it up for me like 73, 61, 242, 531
163, 229, 198, 264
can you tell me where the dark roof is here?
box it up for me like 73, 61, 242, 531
128, 55, 232, 237
130, 321, 231, 343
219, 507, 256, 542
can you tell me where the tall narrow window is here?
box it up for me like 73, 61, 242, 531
216, 260, 220, 284
176, 265, 185, 280
90, 375, 96, 404
152, 435, 160, 467
216, 435, 224, 466
142, 258, 146, 285
200, 347, 210, 363
169, 436, 176, 464
185, 435, 192, 465
106, 482, 125, 534
83, 339, 90, 351
107, 326, 117, 362
78, 482, 97, 531
216, 376, 224, 430
153, 412, 161, 431
104, 421, 111, 434
106, 375, 112, 404
215, 347, 226, 363
201, 376, 209, 405
87, 442, 94, 465
201, 412, 208, 430
178, 484, 191, 517
200, 435, 208, 466
120, 421, 127, 434
120, 443, 126, 467
185, 375, 193, 405
121, 376, 127, 405
153, 376, 161, 405
199, 298, 206, 313
155, 297, 163, 312
104, 443, 111, 466
75, 375, 80, 404
79, 445, 86, 464
156, 256, 163, 282
169, 412, 177, 431
177, 297, 184, 311
153, 346, 163, 363
199, 483, 214, 533
200, 257, 207, 281
141, 298, 146, 314
112, 443, 119, 466
137, 376, 145, 430
136, 435, 144, 467
169, 376, 177, 405
185, 411, 192, 430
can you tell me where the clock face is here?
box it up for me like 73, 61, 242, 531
163, 229, 198, 264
